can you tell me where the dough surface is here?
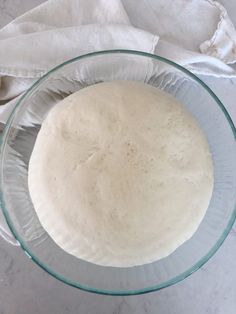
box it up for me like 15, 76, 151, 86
28, 81, 213, 267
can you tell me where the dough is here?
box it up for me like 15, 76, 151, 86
28, 81, 213, 267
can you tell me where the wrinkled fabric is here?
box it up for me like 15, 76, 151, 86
0, 0, 236, 108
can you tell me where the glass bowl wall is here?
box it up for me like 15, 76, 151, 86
0, 50, 236, 295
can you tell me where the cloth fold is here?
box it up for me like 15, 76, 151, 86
0, 0, 236, 110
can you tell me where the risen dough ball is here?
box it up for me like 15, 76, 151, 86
28, 81, 213, 267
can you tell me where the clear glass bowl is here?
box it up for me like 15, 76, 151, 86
0, 50, 236, 295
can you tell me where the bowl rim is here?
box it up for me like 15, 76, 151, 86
0, 49, 236, 296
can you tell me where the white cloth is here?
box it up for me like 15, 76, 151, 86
1, 0, 236, 120
1, 0, 236, 243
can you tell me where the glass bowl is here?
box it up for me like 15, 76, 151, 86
0, 50, 236, 295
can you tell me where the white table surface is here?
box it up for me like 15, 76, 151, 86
0, 1, 236, 313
